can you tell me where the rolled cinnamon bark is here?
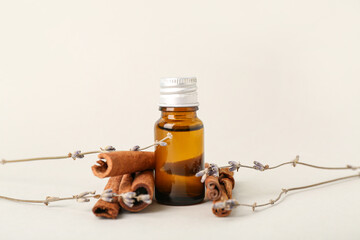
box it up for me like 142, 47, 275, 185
205, 176, 222, 201
212, 184, 232, 217
118, 170, 154, 212
219, 168, 235, 188
219, 168, 235, 199
92, 151, 155, 178
92, 175, 123, 219
204, 164, 235, 201
209, 166, 235, 217
220, 178, 233, 199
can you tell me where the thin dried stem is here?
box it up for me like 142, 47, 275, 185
0, 190, 151, 207
220, 155, 360, 173
266, 161, 359, 170
1, 133, 172, 165
236, 162, 360, 171
214, 173, 360, 211
0, 191, 100, 205
1, 151, 101, 164
138, 132, 173, 151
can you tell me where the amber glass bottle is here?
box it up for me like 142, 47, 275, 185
155, 78, 204, 205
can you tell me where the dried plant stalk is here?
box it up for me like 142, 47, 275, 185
1, 133, 172, 165
213, 173, 360, 212
197, 155, 360, 184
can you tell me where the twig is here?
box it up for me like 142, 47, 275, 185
238, 156, 360, 171
138, 132, 173, 151
1, 151, 101, 164
0, 190, 152, 207
197, 155, 360, 183
0, 191, 100, 205
1, 133, 172, 165
213, 173, 360, 211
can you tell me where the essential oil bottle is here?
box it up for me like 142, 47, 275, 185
154, 77, 204, 205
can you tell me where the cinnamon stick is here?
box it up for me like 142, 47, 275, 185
92, 151, 155, 178
204, 164, 235, 217
92, 175, 123, 219
219, 168, 235, 199
118, 170, 154, 212
205, 176, 222, 201
212, 184, 232, 217
204, 164, 235, 201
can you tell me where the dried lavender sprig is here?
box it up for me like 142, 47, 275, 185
0, 190, 101, 205
0, 188, 154, 206
119, 192, 137, 207
213, 199, 239, 211
1, 148, 115, 165
136, 132, 173, 151
196, 163, 220, 183
136, 194, 152, 205
212, 173, 360, 212
196, 155, 360, 182
104, 192, 153, 207
1, 133, 172, 165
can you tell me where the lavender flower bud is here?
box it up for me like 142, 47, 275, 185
225, 199, 238, 210
101, 190, 115, 202
228, 161, 240, 172
101, 193, 114, 198
124, 200, 134, 207
213, 199, 238, 210
195, 170, 206, 177
76, 198, 90, 203
201, 174, 207, 183
131, 145, 140, 151
71, 150, 84, 160
101, 197, 114, 203
121, 192, 138, 207
120, 192, 135, 207
208, 164, 219, 177
159, 142, 167, 147
104, 145, 116, 151
213, 201, 226, 209
138, 194, 152, 204
229, 166, 237, 172
196, 169, 210, 182
253, 161, 265, 171
123, 192, 136, 199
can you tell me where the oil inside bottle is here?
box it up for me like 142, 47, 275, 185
155, 108, 204, 205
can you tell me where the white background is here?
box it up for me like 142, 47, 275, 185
0, 1, 360, 239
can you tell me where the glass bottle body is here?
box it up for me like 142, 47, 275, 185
154, 107, 204, 205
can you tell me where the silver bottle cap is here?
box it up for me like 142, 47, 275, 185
159, 77, 199, 107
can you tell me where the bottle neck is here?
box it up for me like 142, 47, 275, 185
159, 107, 198, 119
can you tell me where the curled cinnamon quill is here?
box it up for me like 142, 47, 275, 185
118, 170, 154, 212
219, 168, 235, 198
202, 163, 235, 217
92, 176, 123, 219
204, 163, 235, 201
205, 176, 222, 201
212, 170, 235, 217
92, 151, 155, 178
212, 184, 232, 217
